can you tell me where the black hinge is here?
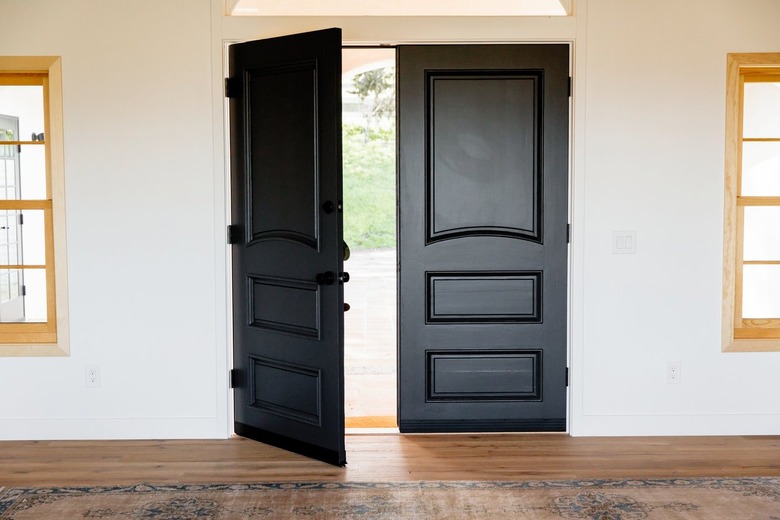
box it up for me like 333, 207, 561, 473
225, 77, 240, 98
568, 77, 572, 97
227, 224, 240, 245
229, 369, 239, 389
18, 213, 24, 226
17, 145, 21, 154
21, 285, 26, 296
566, 223, 570, 243
566, 367, 570, 387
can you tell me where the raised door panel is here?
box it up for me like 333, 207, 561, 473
246, 63, 319, 249
428, 73, 542, 243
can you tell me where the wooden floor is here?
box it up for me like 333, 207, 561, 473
1, 434, 779, 487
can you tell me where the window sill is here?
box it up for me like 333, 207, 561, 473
0, 343, 69, 357
723, 338, 780, 353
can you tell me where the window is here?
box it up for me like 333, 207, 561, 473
722, 53, 780, 352
0, 57, 68, 356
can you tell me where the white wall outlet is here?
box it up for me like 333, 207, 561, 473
612, 230, 637, 254
85, 365, 101, 388
666, 361, 681, 384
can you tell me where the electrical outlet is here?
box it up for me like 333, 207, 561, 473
85, 365, 101, 388
666, 361, 681, 384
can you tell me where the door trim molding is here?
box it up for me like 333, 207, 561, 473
217, 36, 576, 438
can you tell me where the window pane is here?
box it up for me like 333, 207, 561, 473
743, 206, 780, 261
741, 141, 780, 196
0, 267, 46, 323
21, 210, 46, 266
0, 270, 20, 302
743, 81, 780, 138
0, 271, 9, 302
0, 209, 46, 266
18, 145, 47, 200
743, 264, 780, 318
0, 128, 15, 158
0, 85, 45, 140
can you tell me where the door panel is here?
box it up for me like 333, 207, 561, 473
398, 45, 569, 433
229, 28, 346, 465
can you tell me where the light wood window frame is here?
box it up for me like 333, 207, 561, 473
722, 53, 780, 352
0, 57, 69, 356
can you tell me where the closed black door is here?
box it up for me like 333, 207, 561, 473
229, 28, 346, 465
398, 45, 569, 432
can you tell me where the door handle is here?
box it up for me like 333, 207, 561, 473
315, 271, 349, 285
316, 271, 335, 285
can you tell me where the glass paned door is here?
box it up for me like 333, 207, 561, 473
0, 114, 25, 322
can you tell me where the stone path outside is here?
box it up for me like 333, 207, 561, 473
343, 248, 397, 420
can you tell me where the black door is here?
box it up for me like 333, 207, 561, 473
229, 28, 346, 465
398, 45, 569, 432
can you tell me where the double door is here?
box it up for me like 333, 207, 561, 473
228, 30, 569, 465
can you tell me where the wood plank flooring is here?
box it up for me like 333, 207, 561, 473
1, 434, 779, 487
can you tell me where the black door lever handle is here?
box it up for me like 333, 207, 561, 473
316, 271, 335, 285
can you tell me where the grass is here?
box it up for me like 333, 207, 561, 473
342, 124, 396, 250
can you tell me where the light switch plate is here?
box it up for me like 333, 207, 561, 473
612, 231, 636, 254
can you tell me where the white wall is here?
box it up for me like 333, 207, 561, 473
0, 0, 777, 441
0, 0, 229, 439
576, 0, 780, 435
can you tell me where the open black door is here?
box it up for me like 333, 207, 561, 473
228, 28, 346, 465
398, 45, 570, 432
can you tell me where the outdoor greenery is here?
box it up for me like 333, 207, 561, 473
342, 124, 395, 250
342, 67, 396, 250
348, 68, 395, 141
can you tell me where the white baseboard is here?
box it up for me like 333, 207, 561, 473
0, 417, 230, 440
574, 413, 780, 437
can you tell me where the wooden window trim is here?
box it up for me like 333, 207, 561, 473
0, 57, 69, 356
722, 53, 780, 352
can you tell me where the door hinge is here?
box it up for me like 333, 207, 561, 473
225, 77, 240, 99
21, 285, 26, 296
227, 224, 240, 245
568, 76, 572, 97
567, 223, 570, 243
18, 213, 24, 226
566, 367, 570, 387
229, 369, 240, 389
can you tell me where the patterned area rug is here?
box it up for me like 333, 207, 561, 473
1, 478, 779, 519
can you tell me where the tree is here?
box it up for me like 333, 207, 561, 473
348, 68, 395, 141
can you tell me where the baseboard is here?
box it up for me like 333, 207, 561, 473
0, 417, 228, 440
575, 413, 780, 436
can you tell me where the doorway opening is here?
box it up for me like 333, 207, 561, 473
341, 48, 398, 429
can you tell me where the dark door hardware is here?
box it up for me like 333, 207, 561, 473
316, 271, 336, 285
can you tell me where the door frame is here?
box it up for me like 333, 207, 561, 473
218, 37, 577, 438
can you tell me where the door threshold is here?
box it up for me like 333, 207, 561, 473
346, 427, 401, 435
345, 415, 397, 429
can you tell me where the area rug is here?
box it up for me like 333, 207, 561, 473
1, 478, 779, 519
